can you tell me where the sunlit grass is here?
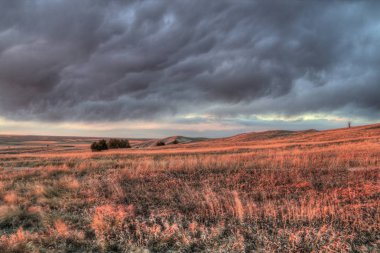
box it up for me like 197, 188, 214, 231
0, 124, 379, 252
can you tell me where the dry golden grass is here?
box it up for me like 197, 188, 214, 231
0, 123, 379, 252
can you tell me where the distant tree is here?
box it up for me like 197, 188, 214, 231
91, 142, 100, 151
348, 121, 352, 128
91, 139, 109, 151
123, 139, 130, 148
98, 139, 108, 150
108, 139, 120, 149
108, 139, 131, 149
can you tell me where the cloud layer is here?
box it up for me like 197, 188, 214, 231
0, 0, 379, 123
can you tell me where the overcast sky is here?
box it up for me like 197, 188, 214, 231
0, 0, 379, 138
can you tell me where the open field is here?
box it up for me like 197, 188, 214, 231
0, 124, 379, 252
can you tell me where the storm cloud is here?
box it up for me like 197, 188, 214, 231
0, 0, 379, 123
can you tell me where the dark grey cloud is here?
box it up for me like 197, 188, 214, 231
0, 0, 379, 122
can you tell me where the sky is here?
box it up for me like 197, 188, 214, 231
0, 0, 379, 138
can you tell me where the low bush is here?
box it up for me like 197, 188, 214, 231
156, 141, 165, 146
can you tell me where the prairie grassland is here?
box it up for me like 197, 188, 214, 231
0, 125, 379, 252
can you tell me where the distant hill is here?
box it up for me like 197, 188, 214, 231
199, 123, 380, 147
132, 136, 207, 148
1, 122, 379, 154
223, 130, 297, 142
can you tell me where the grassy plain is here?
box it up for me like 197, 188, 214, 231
0, 124, 379, 252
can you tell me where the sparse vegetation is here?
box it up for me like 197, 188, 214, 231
0, 124, 379, 252
156, 140, 165, 146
